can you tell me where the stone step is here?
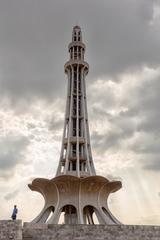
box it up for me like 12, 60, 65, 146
1, 220, 160, 240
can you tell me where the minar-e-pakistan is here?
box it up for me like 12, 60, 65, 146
29, 26, 122, 225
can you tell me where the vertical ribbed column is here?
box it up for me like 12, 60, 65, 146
56, 69, 70, 175
83, 70, 96, 174
81, 68, 91, 175
64, 65, 74, 174
76, 65, 80, 177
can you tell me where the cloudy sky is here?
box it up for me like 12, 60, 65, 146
0, 0, 160, 225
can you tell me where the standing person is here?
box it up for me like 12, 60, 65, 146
11, 205, 18, 220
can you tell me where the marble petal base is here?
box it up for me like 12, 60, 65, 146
28, 175, 122, 225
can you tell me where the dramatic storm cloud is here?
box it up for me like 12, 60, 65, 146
0, 0, 160, 224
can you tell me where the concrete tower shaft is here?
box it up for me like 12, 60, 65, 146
56, 26, 96, 177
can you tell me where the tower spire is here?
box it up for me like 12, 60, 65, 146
56, 26, 96, 177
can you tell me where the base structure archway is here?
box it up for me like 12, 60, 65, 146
29, 175, 122, 225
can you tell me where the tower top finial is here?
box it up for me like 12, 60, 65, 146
72, 25, 82, 42
73, 25, 81, 29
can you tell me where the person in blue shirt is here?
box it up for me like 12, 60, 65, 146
11, 205, 18, 220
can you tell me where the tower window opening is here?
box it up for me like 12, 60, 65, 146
84, 162, 87, 172
81, 127, 84, 138
78, 81, 81, 93
79, 144, 82, 154
78, 47, 81, 59
73, 98, 76, 109
78, 32, 81, 41
74, 66, 77, 75
73, 80, 77, 93
73, 98, 76, 104
72, 162, 76, 171
78, 71, 81, 80
74, 72, 77, 81
78, 100, 81, 116
79, 120, 81, 136
72, 144, 76, 156
73, 118, 77, 137
74, 46, 77, 59
73, 97, 76, 116
82, 49, 84, 60
73, 118, 76, 129
78, 97, 81, 103
73, 109, 76, 116
74, 34, 76, 41
73, 128, 76, 136
81, 143, 84, 154
68, 162, 71, 170
80, 162, 83, 171
73, 105, 76, 112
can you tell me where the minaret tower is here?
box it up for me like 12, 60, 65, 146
29, 26, 122, 225
56, 26, 96, 177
